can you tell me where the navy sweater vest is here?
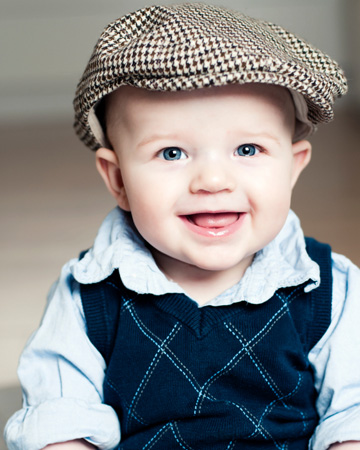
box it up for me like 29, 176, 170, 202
80, 237, 332, 450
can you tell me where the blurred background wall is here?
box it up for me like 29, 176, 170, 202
1, 0, 359, 446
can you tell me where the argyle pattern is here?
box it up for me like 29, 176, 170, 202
80, 238, 332, 450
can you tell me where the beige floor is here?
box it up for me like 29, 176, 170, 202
1, 110, 360, 447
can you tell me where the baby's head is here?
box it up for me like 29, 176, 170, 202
74, 3, 347, 151
73, 3, 347, 288
95, 82, 311, 281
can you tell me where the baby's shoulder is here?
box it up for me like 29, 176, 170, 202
330, 251, 360, 315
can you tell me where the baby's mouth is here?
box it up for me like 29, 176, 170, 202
186, 212, 240, 229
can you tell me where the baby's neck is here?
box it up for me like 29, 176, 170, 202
177, 275, 240, 306
152, 249, 253, 306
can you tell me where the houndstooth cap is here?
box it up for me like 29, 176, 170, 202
73, 3, 348, 151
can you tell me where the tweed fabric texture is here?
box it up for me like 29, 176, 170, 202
73, 3, 348, 151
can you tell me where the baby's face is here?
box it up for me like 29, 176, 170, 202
99, 84, 311, 282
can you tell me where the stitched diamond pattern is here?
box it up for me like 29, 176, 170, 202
102, 284, 318, 449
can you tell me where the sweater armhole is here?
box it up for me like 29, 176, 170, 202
305, 237, 333, 350
79, 250, 121, 365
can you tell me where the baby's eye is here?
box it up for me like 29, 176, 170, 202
159, 147, 187, 161
236, 144, 259, 157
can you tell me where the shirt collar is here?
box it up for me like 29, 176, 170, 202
71, 207, 320, 307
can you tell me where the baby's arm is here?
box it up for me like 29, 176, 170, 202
309, 254, 360, 448
329, 443, 360, 449
4, 265, 120, 449
43, 440, 96, 449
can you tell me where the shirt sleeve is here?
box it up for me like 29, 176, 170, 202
309, 253, 360, 450
4, 261, 121, 450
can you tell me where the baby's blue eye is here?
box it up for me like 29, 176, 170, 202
160, 147, 186, 161
236, 144, 258, 157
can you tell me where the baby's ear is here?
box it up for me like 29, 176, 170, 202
290, 140, 312, 189
95, 148, 131, 211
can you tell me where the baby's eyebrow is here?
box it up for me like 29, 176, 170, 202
230, 130, 283, 147
138, 133, 182, 148
250, 133, 283, 145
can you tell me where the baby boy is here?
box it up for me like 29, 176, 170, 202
5, 3, 360, 450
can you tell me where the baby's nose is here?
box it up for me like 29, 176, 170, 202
189, 161, 236, 194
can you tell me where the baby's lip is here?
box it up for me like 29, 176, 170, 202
185, 212, 240, 229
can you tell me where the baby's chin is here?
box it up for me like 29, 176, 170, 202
152, 245, 254, 276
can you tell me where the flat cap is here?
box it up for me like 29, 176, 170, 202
73, 3, 347, 150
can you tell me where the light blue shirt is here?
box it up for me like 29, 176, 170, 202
4, 208, 360, 450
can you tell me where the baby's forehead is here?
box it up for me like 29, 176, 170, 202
105, 83, 296, 141
107, 83, 294, 115
106, 83, 295, 126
